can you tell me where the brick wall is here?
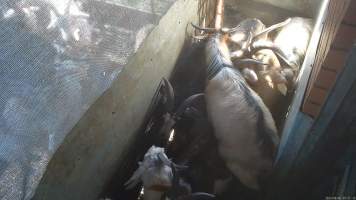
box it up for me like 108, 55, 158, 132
302, 0, 354, 118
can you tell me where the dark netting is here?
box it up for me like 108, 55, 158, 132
0, 0, 175, 199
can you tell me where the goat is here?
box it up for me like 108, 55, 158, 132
249, 17, 313, 88
228, 18, 266, 59
125, 146, 174, 200
230, 18, 293, 95
125, 146, 191, 200
228, 18, 291, 60
192, 24, 280, 190
273, 17, 313, 79
126, 146, 215, 200
159, 77, 205, 145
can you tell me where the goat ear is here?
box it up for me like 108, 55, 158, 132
277, 83, 288, 96
253, 18, 291, 39
125, 178, 141, 190
242, 68, 259, 84
157, 150, 188, 170
158, 152, 172, 166
125, 167, 144, 189
171, 162, 179, 190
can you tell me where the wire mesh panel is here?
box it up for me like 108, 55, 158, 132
0, 0, 175, 199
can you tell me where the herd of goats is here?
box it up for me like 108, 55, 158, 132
123, 17, 313, 200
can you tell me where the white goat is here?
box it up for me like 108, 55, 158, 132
125, 146, 173, 200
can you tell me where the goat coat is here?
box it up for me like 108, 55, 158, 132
274, 17, 313, 68
125, 146, 173, 200
204, 34, 280, 190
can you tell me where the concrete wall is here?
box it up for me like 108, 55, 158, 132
252, 0, 320, 17
226, 0, 320, 18
33, 0, 203, 199
102, 0, 177, 15
225, 0, 322, 26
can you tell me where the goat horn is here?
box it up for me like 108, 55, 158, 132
244, 31, 254, 49
191, 22, 242, 34
178, 193, 216, 200
249, 40, 297, 68
253, 18, 292, 39
226, 24, 242, 33
234, 58, 268, 66
191, 23, 217, 33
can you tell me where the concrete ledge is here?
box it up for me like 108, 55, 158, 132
33, 0, 201, 199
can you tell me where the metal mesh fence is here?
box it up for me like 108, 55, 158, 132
0, 0, 175, 199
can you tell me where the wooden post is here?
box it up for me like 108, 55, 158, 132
215, 0, 224, 29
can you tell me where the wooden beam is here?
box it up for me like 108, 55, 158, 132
214, 0, 224, 29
